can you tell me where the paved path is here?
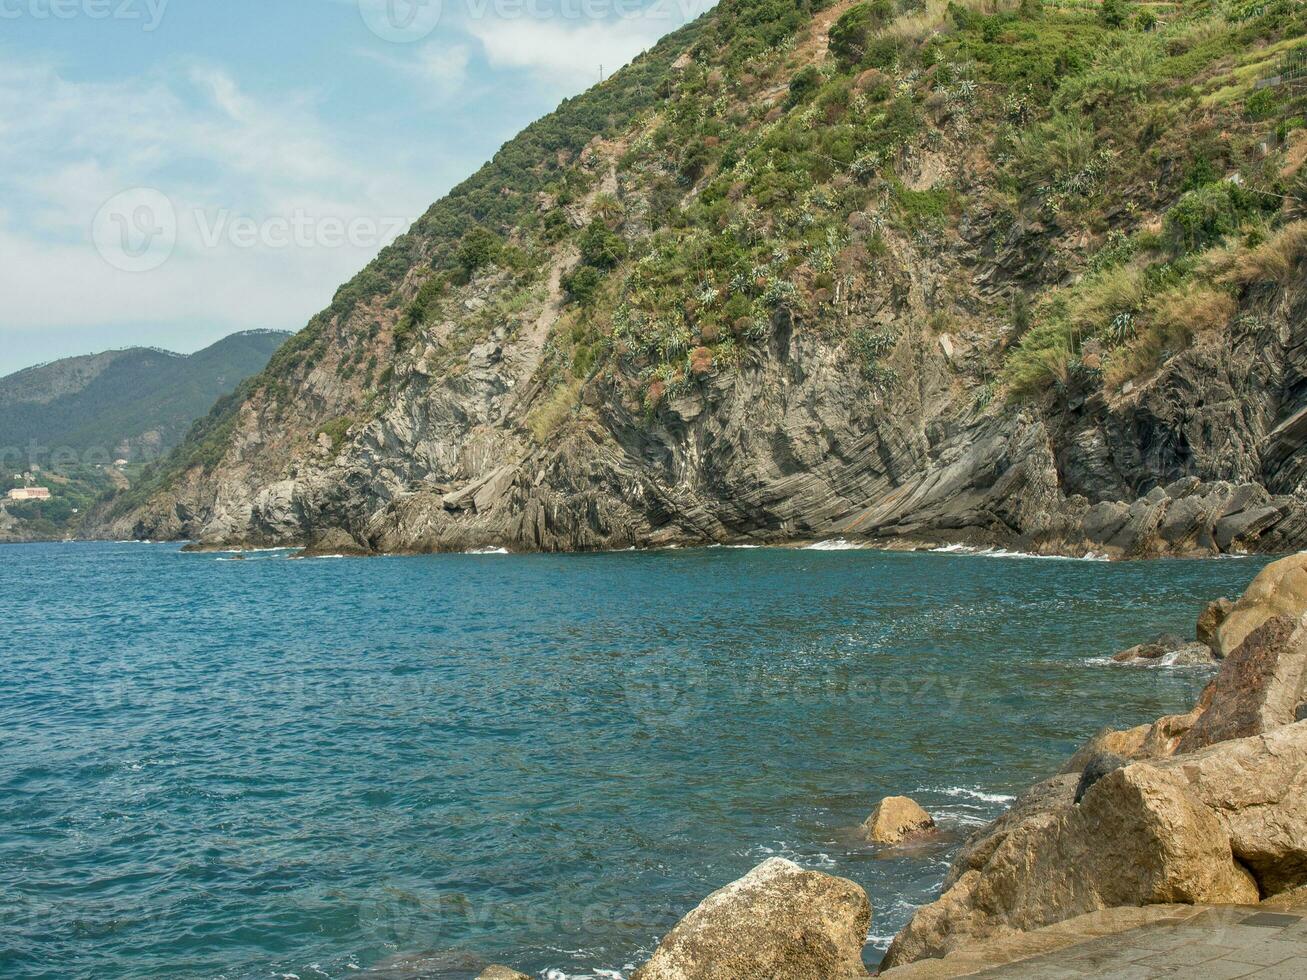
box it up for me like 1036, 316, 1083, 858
974, 906, 1307, 979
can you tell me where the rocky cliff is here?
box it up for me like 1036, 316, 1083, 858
101, 0, 1307, 555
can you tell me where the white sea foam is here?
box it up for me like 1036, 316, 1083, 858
465, 546, 510, 555
930, 544, 1109, 561
805, 539, 864, 551
935, 786, 1016, 804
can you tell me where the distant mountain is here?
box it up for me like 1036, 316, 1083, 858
0, 331, 289, 465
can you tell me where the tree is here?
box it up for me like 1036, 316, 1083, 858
456, 226, 501, 276
579, 219, 627, 269
829, 4, 874, 69
1098, 0, 1130, 28
563, 265, 605, 306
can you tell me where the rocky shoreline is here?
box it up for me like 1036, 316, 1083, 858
466, 553, 1307, 980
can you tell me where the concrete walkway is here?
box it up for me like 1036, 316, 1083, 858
974, 906, 1307, 979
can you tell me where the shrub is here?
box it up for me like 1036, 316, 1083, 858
1098, 0, 1130, 28
456, 226, 501, 276
563, 265, 605, 305
787, 65, 822, 106
1216, 220, 1307, 287
1104, 287, 1235, 386
1245, 87, 1281, 122
829, 1, 893, 69
579, 219, 627, 269
1163, 181, 1260, 255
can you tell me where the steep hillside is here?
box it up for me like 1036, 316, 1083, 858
0, 331, 287, 542
0, 330, 290, 464
106, 0, 1307, 556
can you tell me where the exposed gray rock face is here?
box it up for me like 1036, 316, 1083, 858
109, 297, 1307, 555
630, 857, 871, 980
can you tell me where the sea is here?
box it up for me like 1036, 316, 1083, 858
0, 541, 1272, 978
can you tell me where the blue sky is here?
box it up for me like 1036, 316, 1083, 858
0, 0, 710, 374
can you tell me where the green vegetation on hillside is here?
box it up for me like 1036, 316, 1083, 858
120, 0, 1307, 517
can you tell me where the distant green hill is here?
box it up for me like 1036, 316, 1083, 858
0, 331, 289, 466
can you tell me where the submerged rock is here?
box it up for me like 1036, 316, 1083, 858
1111, 633, 1215, 666
860, 796, 937, 844
630, 857, 871, 980
476, 967, 530, 980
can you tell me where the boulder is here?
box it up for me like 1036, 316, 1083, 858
477, 968, 531, 980
1111, 633, 1215, 666
1214, 553, 1307, 657
1177, 613, 1307, 752
1197, 597, 1233, 650
1158, 721, 1307, 895
860, 797, 937, 844
1058, 726, 1150, 774
630, 857, 872, 980
882, 763, 1258, 968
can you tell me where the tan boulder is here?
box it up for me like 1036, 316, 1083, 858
1159, 720, 1307, 894
1177, 614, 1307, 752
630, 857, 871, 980
1058, 725, 1150, 774
477, 968, 530, 980
945, 775, 1078, 890
1215, 553, 1307, 657
882, 763, 1257, 968
861, 797, 937, 844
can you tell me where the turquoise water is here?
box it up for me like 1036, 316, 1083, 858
0, 542, 1271, 979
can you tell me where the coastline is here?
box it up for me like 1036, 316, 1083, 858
553, 553, 1307, 980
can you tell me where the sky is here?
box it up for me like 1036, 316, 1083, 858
0, 0, 712, 375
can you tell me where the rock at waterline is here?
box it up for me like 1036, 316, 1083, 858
1111, 633, 1215, 666
860, 796, 937, 844
477, 967, 530, 980
1177, 613, 1307, 752
881, 761, 1260, 968
1213, 552, 1307, 657
1197, 597, 1233, 651
630, 857, 872, 980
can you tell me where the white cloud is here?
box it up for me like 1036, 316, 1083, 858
0, 53, 436, 365
465, 14, 670, 87
357, 40, 472, 96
